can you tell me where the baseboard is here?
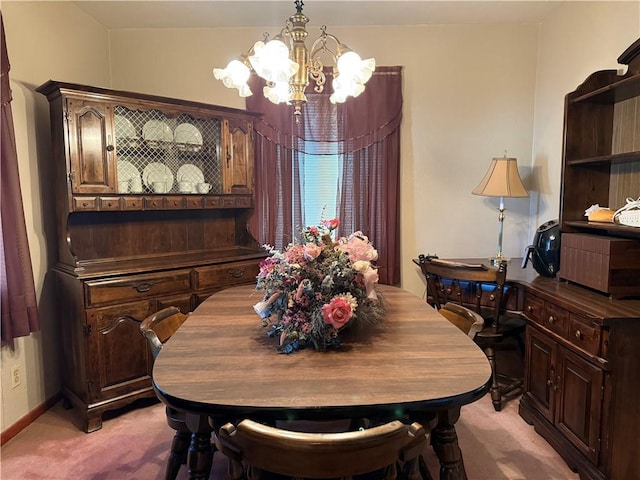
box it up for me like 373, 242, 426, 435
1, 393, 61, 446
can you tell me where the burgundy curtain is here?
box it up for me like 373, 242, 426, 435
247, 66, 402, 284
1, 13, 40, 344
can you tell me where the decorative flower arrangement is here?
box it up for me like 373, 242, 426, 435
254, 219, 384, 353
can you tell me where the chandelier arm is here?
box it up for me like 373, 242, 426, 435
277, 27, 293, 50
309, 32, 340, 64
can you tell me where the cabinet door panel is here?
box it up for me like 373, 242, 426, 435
67, 99, 116, 194
556, 347, 603, 464
524, 327, 555, 423
86, 301, 154, 403
222, 119, 253, 194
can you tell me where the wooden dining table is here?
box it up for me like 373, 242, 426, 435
152, 284, 492, 480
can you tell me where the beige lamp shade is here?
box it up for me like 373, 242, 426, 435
472, 157, 529, 198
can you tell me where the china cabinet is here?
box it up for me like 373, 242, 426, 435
37, 81, 264, 432
519, 38, 640, 480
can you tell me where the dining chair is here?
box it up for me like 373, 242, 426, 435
418, 258, 525, 411
140, 306, 214, 480
216, 418, 432, 480
438, 302, 485, 339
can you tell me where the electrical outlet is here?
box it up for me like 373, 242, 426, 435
10, 364, 21, 389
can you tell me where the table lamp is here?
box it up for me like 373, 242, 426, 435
472, 154, 529, 266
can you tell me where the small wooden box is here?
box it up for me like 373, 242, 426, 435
559, 233, 640, 298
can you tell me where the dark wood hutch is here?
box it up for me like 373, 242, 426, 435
37, 81, 265, 432
518, 39, 640, 480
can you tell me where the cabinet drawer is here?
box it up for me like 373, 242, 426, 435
73, 196, 98, 211
100, 197, 121, 211
568, 315, 601, 356
85, 271, 191, 307
236, 196, 252, 208
166, 196, 186, 210
186, 196, 205, 209
523, 293, 545, 324
543, 302, 570, 337
123, 197, 144, 210
195, 260, 260, 290
205, 196, 221, 208
145, 197, 165, 209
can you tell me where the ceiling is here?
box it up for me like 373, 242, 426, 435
72, 1, 569, 29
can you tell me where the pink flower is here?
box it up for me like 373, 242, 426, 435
321, 296, 353, 329
362, 267, 379, 300
309, 226, 319, 236
339, 232, 378, 262
303, 243, 322, 261
284, 244, 306, 264
258, 257, 278, 278
323, 218, 340, 231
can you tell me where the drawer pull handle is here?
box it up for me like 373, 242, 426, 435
445, 288, 452, 295
489, 294, 495, 301
527, 305, 533, 312
133, 282, 154, 293
548, 315, 555, 324
229, 268, 245, 278
575, 330, 583, 340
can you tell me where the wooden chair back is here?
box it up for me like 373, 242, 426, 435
140, 306, 189, 357
217, 419, 429, 480
439, 302, 485, 339
418, 258, 508, 331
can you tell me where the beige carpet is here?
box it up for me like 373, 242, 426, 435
0, 394, 579, 480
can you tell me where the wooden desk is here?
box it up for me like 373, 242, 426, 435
153, 284, 492, 480
414, 257, 640, 480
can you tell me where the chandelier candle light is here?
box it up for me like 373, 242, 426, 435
213, 0, 376, 121
472, 154, 529, 266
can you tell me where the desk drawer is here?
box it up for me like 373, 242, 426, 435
85, 271, 191, 307
194, 260, 260, 290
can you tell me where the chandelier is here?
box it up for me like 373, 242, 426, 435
213, 0, 376, 120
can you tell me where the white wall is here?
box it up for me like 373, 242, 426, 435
107, 23, 540, 299
530, 1, 640, 234
1, 0, 638, 433
1, 0, 111, 432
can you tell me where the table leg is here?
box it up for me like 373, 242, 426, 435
185, 413, 213, 480
431, 408, 467, 480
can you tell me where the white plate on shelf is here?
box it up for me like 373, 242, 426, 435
142, 120, 173, 143
142, 162, 174, 191
115, 115, 139, 148
117, 160, 142, 193
177, 164, 205, 185
117, 160, 140, 182
174, 123, 203, 146
115, 115, 137, 138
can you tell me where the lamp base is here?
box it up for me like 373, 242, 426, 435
488, 256, 510, 267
